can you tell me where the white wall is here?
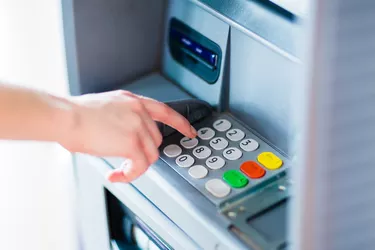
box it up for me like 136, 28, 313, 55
0, 1, 78, 250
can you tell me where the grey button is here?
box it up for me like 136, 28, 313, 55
213, 119, 232, 132
180, 137, 199, 149
223, 147, 242, 160
163, 144, 182, 157
206, 156, 226, 170
188, 165, 208, 179
176, 154, 195, 168
209, 137, 229, 150
205, 179, 231, 198
226, 128, 245, 142
197, 127, 215, 140
192, 146, 212, 159
240, 138, 259, 152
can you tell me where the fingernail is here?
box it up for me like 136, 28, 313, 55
190, 125, 197, 136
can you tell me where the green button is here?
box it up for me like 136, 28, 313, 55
223, 170, 248, 188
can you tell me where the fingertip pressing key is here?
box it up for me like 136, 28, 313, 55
190, 125, 197, 137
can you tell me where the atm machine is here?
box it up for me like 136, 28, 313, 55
62, 0, 305, 249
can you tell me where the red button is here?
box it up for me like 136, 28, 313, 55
240, 161, 266, 179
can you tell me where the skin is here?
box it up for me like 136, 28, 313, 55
0, 83, 197, 183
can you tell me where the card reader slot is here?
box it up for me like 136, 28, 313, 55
180, 47, 215, 70
168, 18, 222, 83
170, 29, 217, 70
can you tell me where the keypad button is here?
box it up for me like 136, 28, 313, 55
176, 154, 195, 168
226, 128, 245, 142
223, 170, 249, 188
205, 179, 231, 198
213, 119, 231, 132
163, 144, 182, 157
188, 165, 208, 179
240, 161, 266, 179
209, 137, 229, 150
180, 137, 199, 149
258, 152, 283, 170
206, 156, 226, 170
192, 146, 212, 159
197, 127, 215, 140
240, 138, 259, 152
223, 147, 242, 160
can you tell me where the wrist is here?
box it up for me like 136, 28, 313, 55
51, 95, 81, 151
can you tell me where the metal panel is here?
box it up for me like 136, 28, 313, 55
162, 0, 230, 107
290, 0, 375, 250
62, 0, 166, 95
229, 28, 300, 156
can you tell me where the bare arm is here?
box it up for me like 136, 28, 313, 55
0, 83, 197, 182
0, 83, 74, 143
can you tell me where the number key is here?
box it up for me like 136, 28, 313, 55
206, 156, 225, 170
197, 127, 215, 140
193, 146, 212, 159
180, 137, 199, 149
176, 154, 195, 168
213, 119, 231, 132
240, 138, 259, 152
223, 147, 242, 160
209, 137, 229, 150
226, 129, 245, 142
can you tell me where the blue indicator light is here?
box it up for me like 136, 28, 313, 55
171, 29, 218, 68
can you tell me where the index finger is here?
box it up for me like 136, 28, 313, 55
138, 97, 197, 138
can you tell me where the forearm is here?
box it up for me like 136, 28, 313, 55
0, 83, 76, 143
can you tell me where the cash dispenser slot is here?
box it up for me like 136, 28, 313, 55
168, 18, 222, 84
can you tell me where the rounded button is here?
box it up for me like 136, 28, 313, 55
209, 137, 229, 151
197, 127, 215, 140
226, 129, 245, 142
223, 170, 249, 188
240, 161, 266, 179
176, 154, 195, 168
206, 156, 226, 170
257, 152, 283, 170
223, 147, 242, 160
205, 179, 231, 198
163, 144, 182, 157
192, 146, 211, 159
240, 138, 259, 152
188, 165, 208, 179
213, 119, 231, 132
180, 137, 199, 149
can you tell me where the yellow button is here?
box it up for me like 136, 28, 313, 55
257, 152, 283, 170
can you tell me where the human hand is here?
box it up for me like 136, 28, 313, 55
60, 90, 197, 183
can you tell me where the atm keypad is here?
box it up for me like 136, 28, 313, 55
160, 114, 288, 204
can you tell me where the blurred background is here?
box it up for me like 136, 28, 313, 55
0, 1, 79, 249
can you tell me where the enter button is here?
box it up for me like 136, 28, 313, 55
240, 161, 266, 179
223, 170, 248, 188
